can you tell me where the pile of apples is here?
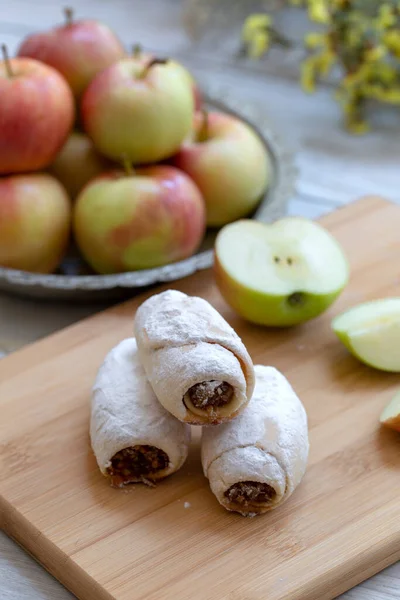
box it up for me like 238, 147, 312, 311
0, 9, 270, 275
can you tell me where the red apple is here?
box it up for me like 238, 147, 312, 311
173, 111, 270, 227
81, 57, 195, 164
0, 50, 74, 174
73, 165, 205, 274
0, 173, 71, 273
49, 131, 113, 200
17, 8, 126, 99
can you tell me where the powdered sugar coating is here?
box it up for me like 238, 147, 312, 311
202, 365, 309, 516
134, 290, 255, 424
90, 338, 191, 481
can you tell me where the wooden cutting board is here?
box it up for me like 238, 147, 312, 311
1, 196, 400, 600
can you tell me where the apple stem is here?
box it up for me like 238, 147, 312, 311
64, 7, 73, 26
287, 292, 306, 307
140, 58, 168, 79
132, 43, 142, 58
1, 45, 13, 78
122, 155, 135, 177
197, 109, 209, 143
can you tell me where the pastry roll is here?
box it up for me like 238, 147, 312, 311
134, 290, 255, 425
90, 338, 190, 487
202, 365, 309, 516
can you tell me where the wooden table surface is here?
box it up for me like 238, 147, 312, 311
0, 2, 399, 599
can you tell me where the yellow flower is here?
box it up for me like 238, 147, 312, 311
362, 84, 385, 101
242, 14, 271, 43
301, 59, 317, 92
305, 32, 327, 48
375, 63, 398, 84
319, 50, 336, 75
308, 0, 330, 24
248, 31, 271, 58
343, 63, 373, 88
241, 1, 400, 134
377, 5, 397, 29
377, 88, 400, 103
347, 119, 370, 135
364, 45, 386, 62
301, 49, 336, 92
384, 30, 400, 58
346, 27, 363, 49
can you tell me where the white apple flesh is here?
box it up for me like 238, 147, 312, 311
332, 298, 400, 372
380, 391, 400, 432
215, 218, 349, 326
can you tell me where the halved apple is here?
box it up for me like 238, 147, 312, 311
380, 391, 400, 432
214, 218, 349, 326
332, 298, 400, 372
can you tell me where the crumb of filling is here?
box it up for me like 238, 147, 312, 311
187, 380, 234, 409
224, 481, 277, 508
107, 445, 169, 487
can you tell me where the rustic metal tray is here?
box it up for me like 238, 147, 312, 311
0, 83, 296, 302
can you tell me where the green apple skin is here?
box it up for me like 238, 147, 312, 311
332, 328, 353, 353
73, 165, 205, 274
81, 58, 194, 164
173, 112, 269, 227
215, 253, 344, 327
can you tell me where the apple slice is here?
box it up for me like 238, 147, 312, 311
332, 298, 400, 372
214, 218, 349, 326
380, 391, 400, 432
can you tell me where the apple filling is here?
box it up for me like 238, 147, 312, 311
107, 445, 169, 487
224, 481, 277, 511
187, 380, 234, 409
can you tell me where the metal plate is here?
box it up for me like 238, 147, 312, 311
0, 82, 296, 302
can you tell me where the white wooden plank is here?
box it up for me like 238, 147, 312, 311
0, 533, 75, 600
0, 293, 104, 352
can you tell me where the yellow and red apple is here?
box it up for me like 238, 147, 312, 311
215, 218, 349, 326
81, 58, 194, 164
49, 131, 113, 200
173, 111, 270, 227
17, 8, 125, 99
73, 165, 205, 274
0, 174, 71, 273
0, 53, 74, 174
